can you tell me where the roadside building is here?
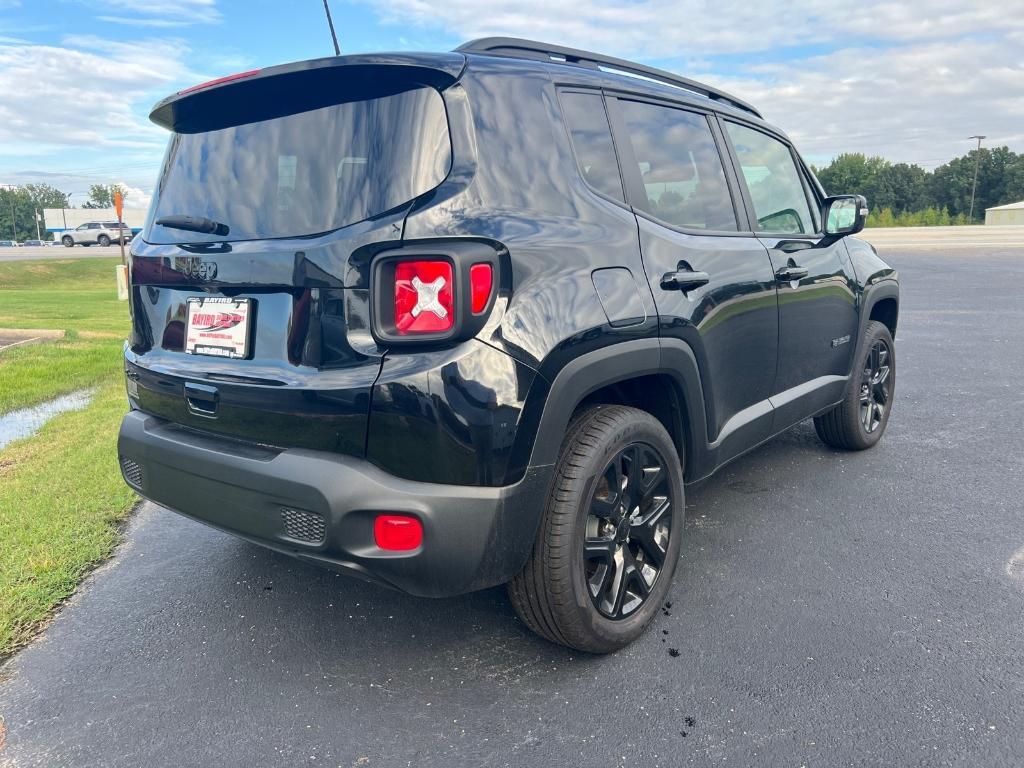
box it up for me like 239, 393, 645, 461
42, 207, 147, 239
984, 201, 1024, 226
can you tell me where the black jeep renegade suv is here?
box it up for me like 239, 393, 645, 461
118, 38, 899, 653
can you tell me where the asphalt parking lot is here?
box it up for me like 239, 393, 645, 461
2, 235, 1023, 766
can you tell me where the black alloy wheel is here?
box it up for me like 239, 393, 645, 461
860, 339, 891, 434
507, 405, 684, 653
814, 320, 896, 450
583, 442, 673, 619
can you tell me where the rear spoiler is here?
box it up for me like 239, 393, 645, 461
150, 53, 466, 134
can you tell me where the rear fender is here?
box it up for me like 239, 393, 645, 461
522, 338, 712, 482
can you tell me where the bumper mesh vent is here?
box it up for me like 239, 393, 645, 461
120, 456, 144, 488
281, 507, 326, 544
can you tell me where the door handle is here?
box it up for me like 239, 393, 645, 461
661, 268, 710, 292
775, 264, 808, 282
184, 382, 219, 417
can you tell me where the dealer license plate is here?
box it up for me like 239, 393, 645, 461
185, 297, 252, 359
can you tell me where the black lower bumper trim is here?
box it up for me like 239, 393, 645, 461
118, 410, 552, 597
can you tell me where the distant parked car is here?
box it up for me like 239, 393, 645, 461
22, 239, 46, 247
0, 240, 21, 247
61, 221, 133, 247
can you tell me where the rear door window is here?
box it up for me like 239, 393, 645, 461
559, 91, 625, 203
149, 86, 451, 243
617, 99, 738, 231
724, 122, 816, 234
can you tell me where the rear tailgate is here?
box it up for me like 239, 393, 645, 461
127, 53, 464, 455
126, 228, 389, 455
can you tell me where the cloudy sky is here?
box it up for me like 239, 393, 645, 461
2, 0, 1022, 207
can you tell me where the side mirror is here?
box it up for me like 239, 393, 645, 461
823, 194, 868, 237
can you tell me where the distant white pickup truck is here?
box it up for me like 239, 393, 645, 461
61, 221, 133, 247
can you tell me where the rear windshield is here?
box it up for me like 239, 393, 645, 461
147, 86, 451, 243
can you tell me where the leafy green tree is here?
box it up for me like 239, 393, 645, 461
0, 186, 49, 241
816, 153, 888, 197
82, 184, 112, 208
870, 163, 928, 213
22, 183, 69, 210
818, 146, 1024, 225
82, 183, 127, 209
22, 184, 70, 236
1003, 159, 1024, 206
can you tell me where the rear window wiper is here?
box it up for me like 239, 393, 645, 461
155, 215, 230, 236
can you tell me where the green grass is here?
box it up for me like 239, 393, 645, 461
0, 375, 136, 656
0, 257, 120, 291
0, 257, 135, 659
0, 337, 124, 413
0, 258, 129, 335
0, 257, 128, 414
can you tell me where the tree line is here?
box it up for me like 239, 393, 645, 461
0, 184, 127, 241
814, 146, 1024, 226
4, 148, 1023, 240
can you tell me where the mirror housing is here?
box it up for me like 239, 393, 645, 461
823, 194, 868, 237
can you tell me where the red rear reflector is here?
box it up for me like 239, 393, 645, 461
179, 69, 261, 95
374, 515, 423, 551
469, 263, 493, 314
394, 260, 454, 335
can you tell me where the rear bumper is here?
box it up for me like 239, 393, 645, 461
118, 410, 550, 597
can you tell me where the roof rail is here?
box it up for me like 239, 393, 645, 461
456, 37, 761, 118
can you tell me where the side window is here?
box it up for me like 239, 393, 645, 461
617, 99, 737, 231
724, 122, 815, 234
559, 91, 625, 203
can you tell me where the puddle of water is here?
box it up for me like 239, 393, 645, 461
0, 389, 96, 451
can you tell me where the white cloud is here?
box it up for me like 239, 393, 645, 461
95, 16, 196, 28
363, 0, 1024, 163
0, 37, 195, 150
93, 0, 220, 26
363, 0, 1024, 57
116, 182, 153, 209
702, 38, 1024, 167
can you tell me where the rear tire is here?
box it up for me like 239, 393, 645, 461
98, 234, 111, 247
814, 320, 895, 450
508, 405, 684, 653
62, 236, 73, 247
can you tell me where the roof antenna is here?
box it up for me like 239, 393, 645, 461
322, 0, 341, 55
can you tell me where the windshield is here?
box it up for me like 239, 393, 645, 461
147, 86, 451, 243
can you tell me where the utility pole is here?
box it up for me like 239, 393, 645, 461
322, 0, 341, 55
35, 208, 41, 240
968, 135, 986, 222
